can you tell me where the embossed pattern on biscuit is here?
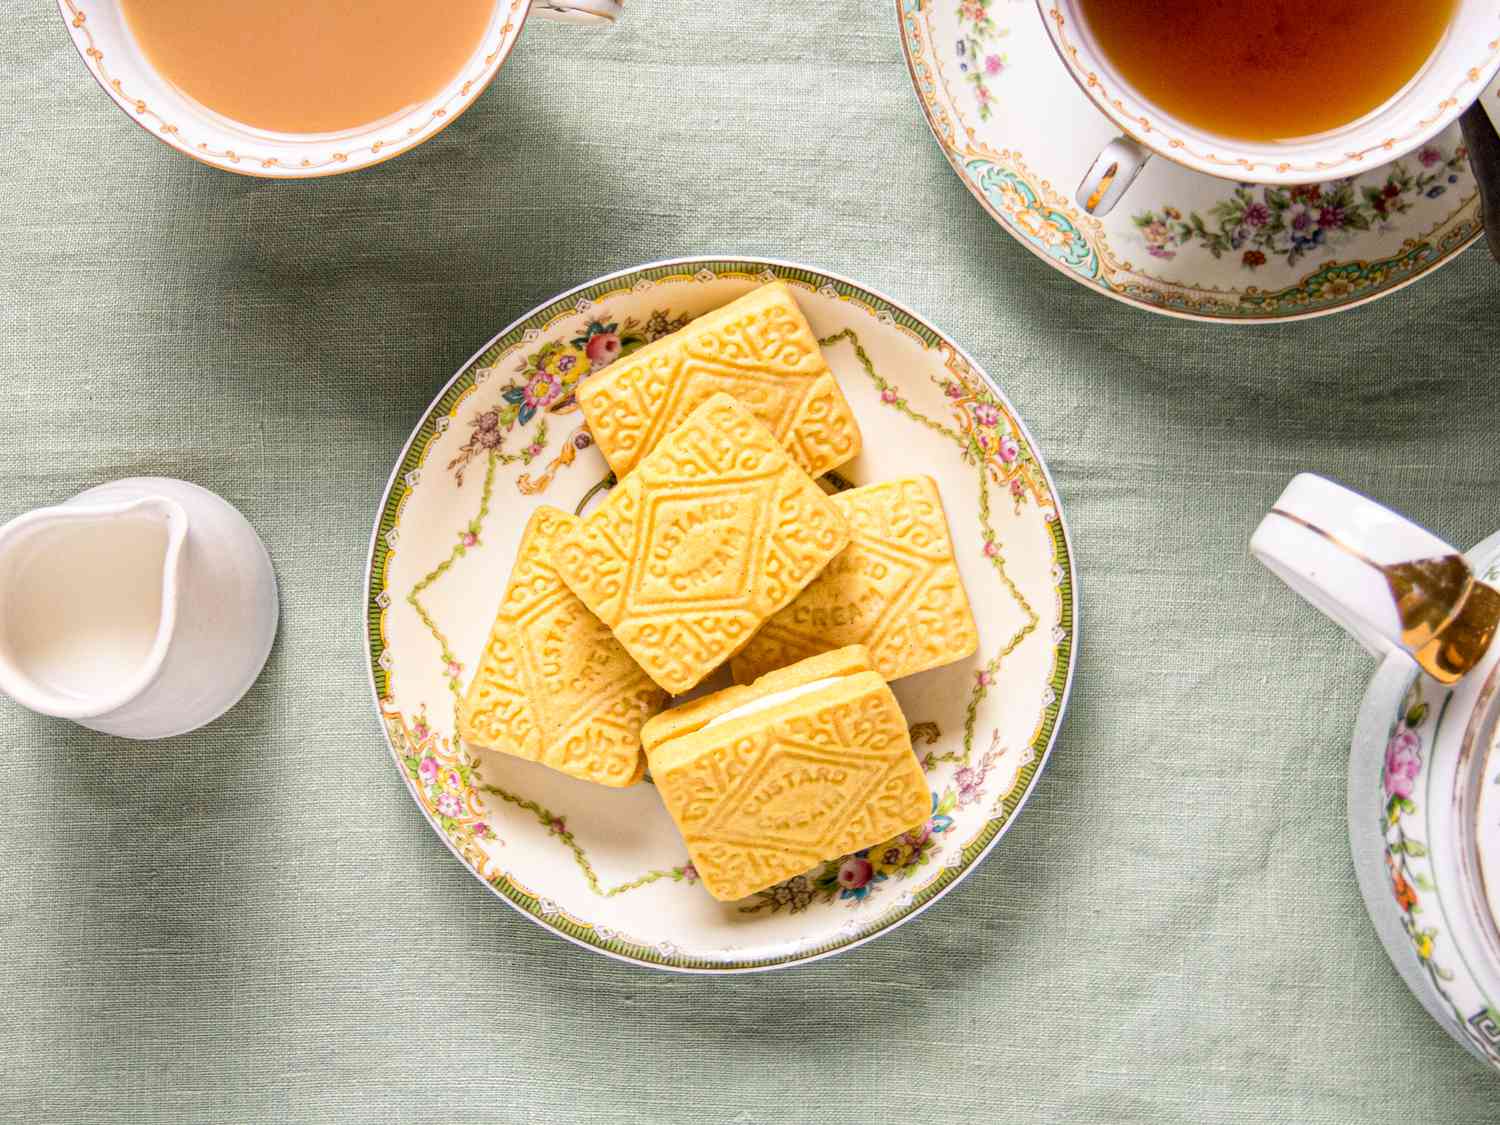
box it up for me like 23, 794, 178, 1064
459, 506, 666, 787
731, 476, 979, 683
576, 282, 861, 480
646, 665, 930, 902
553, 393, 850, 695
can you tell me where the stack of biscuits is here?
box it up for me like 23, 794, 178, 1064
459, 282, 980, 902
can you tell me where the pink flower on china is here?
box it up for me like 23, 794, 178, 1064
1418, 146, 1443, 167
881, 388, 898, 404
976, 669, 993, 687
982, 539, 998, 558
445, 769, 462, 790
436, 793, 462, 818
681, 863, 698, 884
945, 382, 964, 399
412, 718, 430, 741
460, 531, 478, 547
1317, 206, 1346, 231
956, 762, 991, 806
526, 443, 543, 457
446, 660, 462, 679
418, 757, 439, 783
1384, 727, 1423, 799
984, 54, 1004, 75
837, 857, 874, 890
523, 373, 560, 410
1009, 478, 1025, 497
584, 332, 622, 364
998, 435, 1020, 463
973, 403, 1000, 427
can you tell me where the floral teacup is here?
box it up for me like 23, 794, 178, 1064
1255, 475, 1500, 1070
57, 0, 622, 177
1038, 0, 1500, 216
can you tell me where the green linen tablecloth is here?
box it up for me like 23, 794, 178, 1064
4, 2, 1500, 1121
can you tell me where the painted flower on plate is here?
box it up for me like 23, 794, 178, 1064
1384, 726, 1422, 799
1386, 853, 1418, 911
584, 332, 621, 364
768, 875, 814, 911
523, 373, 561, 412
834, 854, 885, 901
541, 344, 588, 387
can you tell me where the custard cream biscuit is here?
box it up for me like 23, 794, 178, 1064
642, 646, 931, 902
552, 393, 850, 695
731, 476, 979, 683
576, 282, 862, 480
459, 507, 666, 787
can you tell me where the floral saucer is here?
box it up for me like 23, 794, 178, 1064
898, 0, 1484, 322
364, 258, 1077, 972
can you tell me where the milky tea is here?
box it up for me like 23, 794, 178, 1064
119, 0, 497, 135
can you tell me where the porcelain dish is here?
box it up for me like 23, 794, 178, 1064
363, 257, 1077, 972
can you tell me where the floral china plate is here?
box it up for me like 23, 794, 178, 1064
364, 258, 1077, 972
898, 0, 1483, 322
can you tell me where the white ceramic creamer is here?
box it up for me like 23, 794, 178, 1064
0, 477, 278, 739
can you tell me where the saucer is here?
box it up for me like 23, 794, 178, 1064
364, 258, 1077, 972
898, 0, 1483, 322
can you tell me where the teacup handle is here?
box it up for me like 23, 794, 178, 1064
1076, 137, 1150, 217
532, 0, 623, 24
1251, 474, 1500, 685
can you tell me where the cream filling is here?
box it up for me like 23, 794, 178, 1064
701, 676, 844, 731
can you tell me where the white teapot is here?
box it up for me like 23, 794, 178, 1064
1255, 474, 1500, 1069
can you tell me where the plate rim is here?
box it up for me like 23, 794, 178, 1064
362, 255, 1081, 973
895, 0, 1479, 325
